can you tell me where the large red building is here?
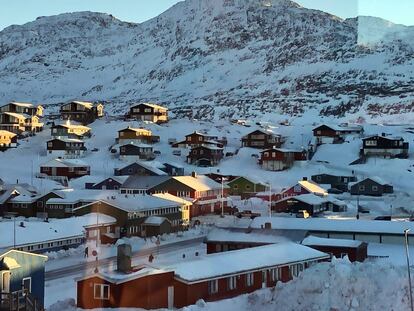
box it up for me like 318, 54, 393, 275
40, 158, 90, 179
76, 243, 329, 309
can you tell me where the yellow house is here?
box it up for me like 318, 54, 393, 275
0, 130, 17, 148
152, 193, 192, 226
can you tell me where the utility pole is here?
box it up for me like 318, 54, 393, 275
268, 182, 272, 219
405, 229, 414, 311
221, 177, 224, 218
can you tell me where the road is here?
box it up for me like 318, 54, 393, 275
45, 236, 205, 281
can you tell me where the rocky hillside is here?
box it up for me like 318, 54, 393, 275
0, 0, 413, 120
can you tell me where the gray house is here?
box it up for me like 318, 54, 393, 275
311, 174, 357, 192
349, 177, 393, 196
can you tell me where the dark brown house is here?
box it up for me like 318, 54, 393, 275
46, 138, 86, 158
241, 130, 284, 149
40, 159, 90, 179
187, 146, 224, 166
114, 162, 167, 176
302, 236, 368, 262
349, 177, 393, 196
60, 101, 104, 124
129, 103, 168, 124
119, 143, 155, 161
361, 134, 409, 158
311, 174, 357, 192
117, 127, 160, 145
173, 131, 226, 148
313, 124, 363, 145
260, 148, 307, 171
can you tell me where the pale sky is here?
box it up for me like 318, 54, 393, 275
0, 0, 412, 31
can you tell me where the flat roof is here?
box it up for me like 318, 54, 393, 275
302, 235, 364, 248
0, 213, 115, 250
250, 217, 414, 236
206, 229, 290, 244
170, 242, 328, 282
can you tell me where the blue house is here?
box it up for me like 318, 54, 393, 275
162, 162, 184, 176
0, 250, 47, 310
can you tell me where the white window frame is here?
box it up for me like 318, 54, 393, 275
246, 273, 254, 287
22, 277, 32, 293
208, 279, 218, 295
228, 276, 237, 290
94, 283, 110, 300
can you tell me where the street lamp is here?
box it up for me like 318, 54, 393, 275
267, 182, 272, 219
404, 229, 413, 311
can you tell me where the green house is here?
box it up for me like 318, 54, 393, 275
227, 176, 267, 198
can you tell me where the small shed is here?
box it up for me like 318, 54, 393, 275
302, 235, 368, 262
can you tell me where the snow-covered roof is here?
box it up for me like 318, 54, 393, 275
170, 243, 329, 282
314, 124, 363, 132
152, 193, 193, 205
121, 176, 170, 189
206, 229, 290, 244
0, 130, 17, 137
47, 189, 118, 204
143, 216, 169, 225
349, 176, 390, 187
9, 102, 35, 108
0, 213, 115, 250
250, 217, 414, 235
173, 175, 229, 191
261, 147, 303, 153
73, 194, 182, 213
132, 102, 167, 110
297, 180, 328, 196
70, 101, 94, 108
289, 193, 327, 205
120, 142, 153, 148
363, 135, 403, 141
302, 236, 364, 248
77, 265, 170, 284
41, 158, 89, 168
118, 127, 152, 135
192, 145, 223, 150
48, 138, 84, 143
2, 112, 31, 119
118, 161, 167, 176
55, 124, 91, 131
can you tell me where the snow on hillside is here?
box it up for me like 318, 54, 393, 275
0, 0, 413, 119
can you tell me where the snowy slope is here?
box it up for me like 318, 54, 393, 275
0, 0, 413, 119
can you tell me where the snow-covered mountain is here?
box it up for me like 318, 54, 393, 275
0, 0, 413, 119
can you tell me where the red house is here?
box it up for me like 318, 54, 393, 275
260, 148, 307, 171
40, 158, 90, 179
76, 243, 329, 309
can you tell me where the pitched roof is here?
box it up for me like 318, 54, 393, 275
70, 101, 94, 108
0, 130, 17, 137
121, 175, 170, 189
118, 127, 152, 135
143, 216, 170, 225
41, 158, 89, 168
261, 147, 304, 153
297, 180, 328, 196
55, 124, 91, 131
2, 112, 31, 119
172, 175, 229, 191
117, 161, 167, 176
8, 102, 35, 108
302, 236, 364, 248
132, 102, 167, 110
152, 193, 193, 205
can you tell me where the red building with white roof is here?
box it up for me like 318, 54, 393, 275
76, 242, 329, 309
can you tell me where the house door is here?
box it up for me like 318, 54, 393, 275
1, 271, 10, 293
167, 286, 174, 309
51, 167, 57, 176
22, 277, 31, 293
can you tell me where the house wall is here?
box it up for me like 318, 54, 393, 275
40, 166, 90, 179
3, 251, 46, 308
350, 179, 393, 196
77, 272, 174, 309
305, 244, 367, 262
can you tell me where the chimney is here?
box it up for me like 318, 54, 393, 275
264, 222, 272, 230
382, 132, 386, 137
191, 171, 197, 178
302, 177, 308, 181
117, 243, 132, 273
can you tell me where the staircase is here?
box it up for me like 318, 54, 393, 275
0, 290, 43, 311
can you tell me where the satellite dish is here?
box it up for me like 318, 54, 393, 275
92, 250, 98, 257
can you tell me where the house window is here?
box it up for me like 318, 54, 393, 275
228, 276, 237, 290
316, 176, 321, 181
290, 264, 304, 278
294, 185, 302, 193
208, 280, 218, 295
22, 277, 32, 293
94, 284, 110, 300
365, 140, 377, 146
246, 273, 254, 287
359, 185, 365, 191
245, 185, 251, 190
372, 185, 378, 191
270, 268, 280, 282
